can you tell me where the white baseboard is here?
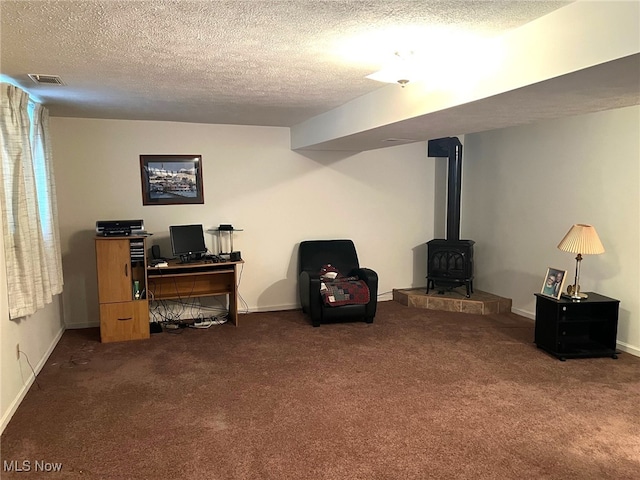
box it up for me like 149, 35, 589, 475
1, 326, 65, 434
616, 341, 640, 358
65, 321, 99, 329
512, 307, 535, 321
245, 303, 299, 313
243, 293, 395, 314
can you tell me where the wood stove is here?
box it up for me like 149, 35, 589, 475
426, 137, 475, 298
427, 239, 474, 297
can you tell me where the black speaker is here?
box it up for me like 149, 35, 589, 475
428, 137, 458, 158
151, 244, 161, 259
230, 251, 242, 261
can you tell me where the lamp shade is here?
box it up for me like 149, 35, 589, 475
557, 224, 605, 255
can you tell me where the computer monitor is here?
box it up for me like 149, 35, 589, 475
169, 224, 207, 263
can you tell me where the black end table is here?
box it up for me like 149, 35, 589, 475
534, 292, 620, 361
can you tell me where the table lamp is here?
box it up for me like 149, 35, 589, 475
208, 224, 243, 259
557, 224, 605, 300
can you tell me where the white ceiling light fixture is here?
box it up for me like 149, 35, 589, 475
366, 51, 422, 87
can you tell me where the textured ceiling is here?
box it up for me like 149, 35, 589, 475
1, 0, 573, 128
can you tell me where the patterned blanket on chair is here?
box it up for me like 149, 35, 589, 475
319, 264, 370, 307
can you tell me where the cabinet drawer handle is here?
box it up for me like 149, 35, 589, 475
124, 264, 129, 277
117, 317, 133, 321
562, 306, 567, 311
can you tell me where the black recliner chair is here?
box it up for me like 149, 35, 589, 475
298, 239, 378, 327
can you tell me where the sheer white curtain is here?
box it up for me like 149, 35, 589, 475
0, 83, 63, 319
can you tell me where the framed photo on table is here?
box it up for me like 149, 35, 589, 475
540, 267, 567, 300
140, 155, 204, 205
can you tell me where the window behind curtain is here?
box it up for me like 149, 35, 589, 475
0, 83, 63, 319
28, 100, 54, 239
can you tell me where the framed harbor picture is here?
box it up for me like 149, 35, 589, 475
140, 155, 204, 205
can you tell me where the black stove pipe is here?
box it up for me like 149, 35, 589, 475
428, 136, 463, 242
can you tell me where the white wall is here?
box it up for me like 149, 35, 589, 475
0, 212, 65, 432
50, 118, 435, 328
462, 105, 640, 356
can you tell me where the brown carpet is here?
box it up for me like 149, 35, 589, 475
2, 301, 639, 480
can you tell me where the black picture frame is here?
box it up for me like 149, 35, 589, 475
140, 155, 204, 205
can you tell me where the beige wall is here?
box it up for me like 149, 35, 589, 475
50, 118, 436, 328
0, 215, 65, 432
463, 105, 640, 355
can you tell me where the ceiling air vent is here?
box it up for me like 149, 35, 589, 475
28, 74, 65, 85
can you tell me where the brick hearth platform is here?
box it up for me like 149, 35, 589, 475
393, 287, 512, 315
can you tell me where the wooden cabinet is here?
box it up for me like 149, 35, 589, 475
96, 236, 149, 343
534, 292, 619, 361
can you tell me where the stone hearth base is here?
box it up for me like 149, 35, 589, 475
393, 287, 512, 315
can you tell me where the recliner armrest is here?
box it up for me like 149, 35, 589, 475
299, 271, 321, 289
349, 267, 378, 290
350, 268, 378, 320
299, 271, 322, 320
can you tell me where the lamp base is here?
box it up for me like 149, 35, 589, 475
562, 293, 588, 301
564, 284, 588, 300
